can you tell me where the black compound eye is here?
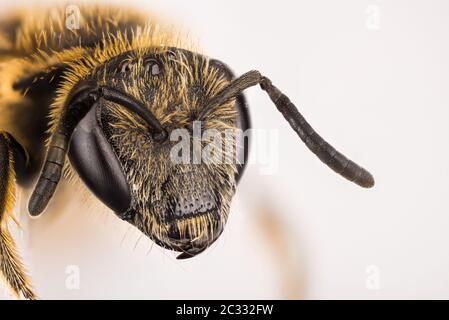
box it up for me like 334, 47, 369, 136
145, 59, 162, 76
119, 60, 134, 73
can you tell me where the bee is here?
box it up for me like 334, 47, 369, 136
0, 5, 374, 299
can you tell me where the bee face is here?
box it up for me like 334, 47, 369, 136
78, 49, 242, 257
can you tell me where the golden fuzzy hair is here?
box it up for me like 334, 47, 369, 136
0, 133, 35, 299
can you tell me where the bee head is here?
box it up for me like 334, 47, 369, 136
32, 46, 373, 259
67, 49, 249, 258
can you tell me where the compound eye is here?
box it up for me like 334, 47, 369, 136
145, 59, 162, 76
119, 60, 134, 73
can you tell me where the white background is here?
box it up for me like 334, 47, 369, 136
1, 0, 449, 299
